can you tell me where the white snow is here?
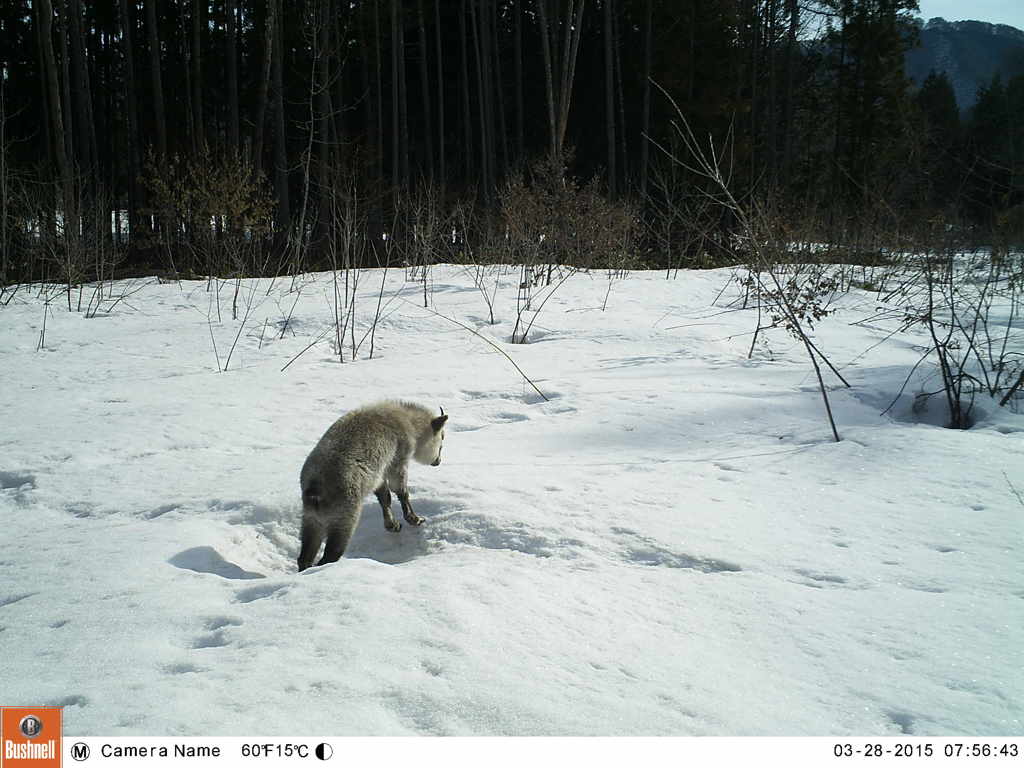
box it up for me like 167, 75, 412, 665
1, 265, 1021, 736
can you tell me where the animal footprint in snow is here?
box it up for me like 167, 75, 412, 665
234, 583, 287, 603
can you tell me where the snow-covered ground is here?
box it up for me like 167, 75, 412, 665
1, 265, 1021, 736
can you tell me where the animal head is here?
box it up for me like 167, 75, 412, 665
415, 406, 448, 466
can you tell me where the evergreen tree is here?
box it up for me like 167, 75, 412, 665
965, 74, 1012, 218
916, 70, 959, 145
914, 70, 962, 208
821, 0, 921, 209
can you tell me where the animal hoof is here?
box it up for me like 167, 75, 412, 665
387, 521, 402, 533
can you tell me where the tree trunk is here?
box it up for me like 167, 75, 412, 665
397, 0, 410, 186
179, 0, 193, 153
469, 0, 492, 194
515, 0, 524, 162
491, 0, 508, 179
639, 0, 651, 199
1, 77, 9, 283
331, 4, 347, 144
781, 0, 799, 186
271, 0, 291, 239
391, 0, 401, 194
604, 0, 615, 197
357, 1, 382, 243
252, 0, 274, 167
434, 0, 446, 190
373, 0, 384, 191
416, 0, 434, 183
35, 10, 55, 172
613, 5, 627, 185
315, 0, 332, 254
70, 0, 101, 251
37, 0, 74, 243
118, 0, 143, 237
536, 0, 586, 163
192, 0, 204, 151
750, 0, 760, 183
560, 1, 586, 156
459, 0, 474, 179
688, 2, 695, 102
535, 0, 558, 162
58, 0, 73, 171
69, 0, 96, 180
144, 0, 167, 159
832, 6, 848, 206
765, 0, 778, 185
226, 0, 240, 156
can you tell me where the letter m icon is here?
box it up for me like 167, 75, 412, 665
71, 742, 91, 761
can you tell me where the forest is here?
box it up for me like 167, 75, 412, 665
1, 0, 1023, 286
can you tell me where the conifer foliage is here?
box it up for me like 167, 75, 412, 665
0, 0, 1022, 282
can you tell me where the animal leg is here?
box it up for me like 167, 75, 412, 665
375, 484, 401, 532
297, 516, 325, 572
388, 466, 424, 526
318, 516, 358, 565
396, 488, 424, 526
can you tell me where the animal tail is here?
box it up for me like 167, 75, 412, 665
302, 478, 321, 510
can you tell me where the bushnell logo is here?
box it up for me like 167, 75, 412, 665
2, 707, 62, 767
19, 715, 43, 739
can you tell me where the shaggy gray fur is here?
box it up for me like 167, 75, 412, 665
297, 400, 447, 571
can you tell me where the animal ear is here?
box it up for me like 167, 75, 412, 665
431, 413, 449, 432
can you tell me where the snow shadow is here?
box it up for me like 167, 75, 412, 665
849, 386, 955, 428
887, 710, 916, 735
612, 527, 742, 574
842, 364, 1002, 429
210, 499, 282, 525
343, 501, 438, 565
168, 546, 265, 580
458, 387, 567, 407
0, 592, 37, 609
234, 583, 287, 603
424, 509, 583, 559
0, 471, 35, 490
343, 501, 581, 564
624, 545, 742, 573
0, 471, 36, 505
47, 695, 87, 710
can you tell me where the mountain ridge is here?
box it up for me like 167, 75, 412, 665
906, 17, 1024, 110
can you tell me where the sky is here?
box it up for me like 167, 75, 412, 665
916, 0, 1024, 30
